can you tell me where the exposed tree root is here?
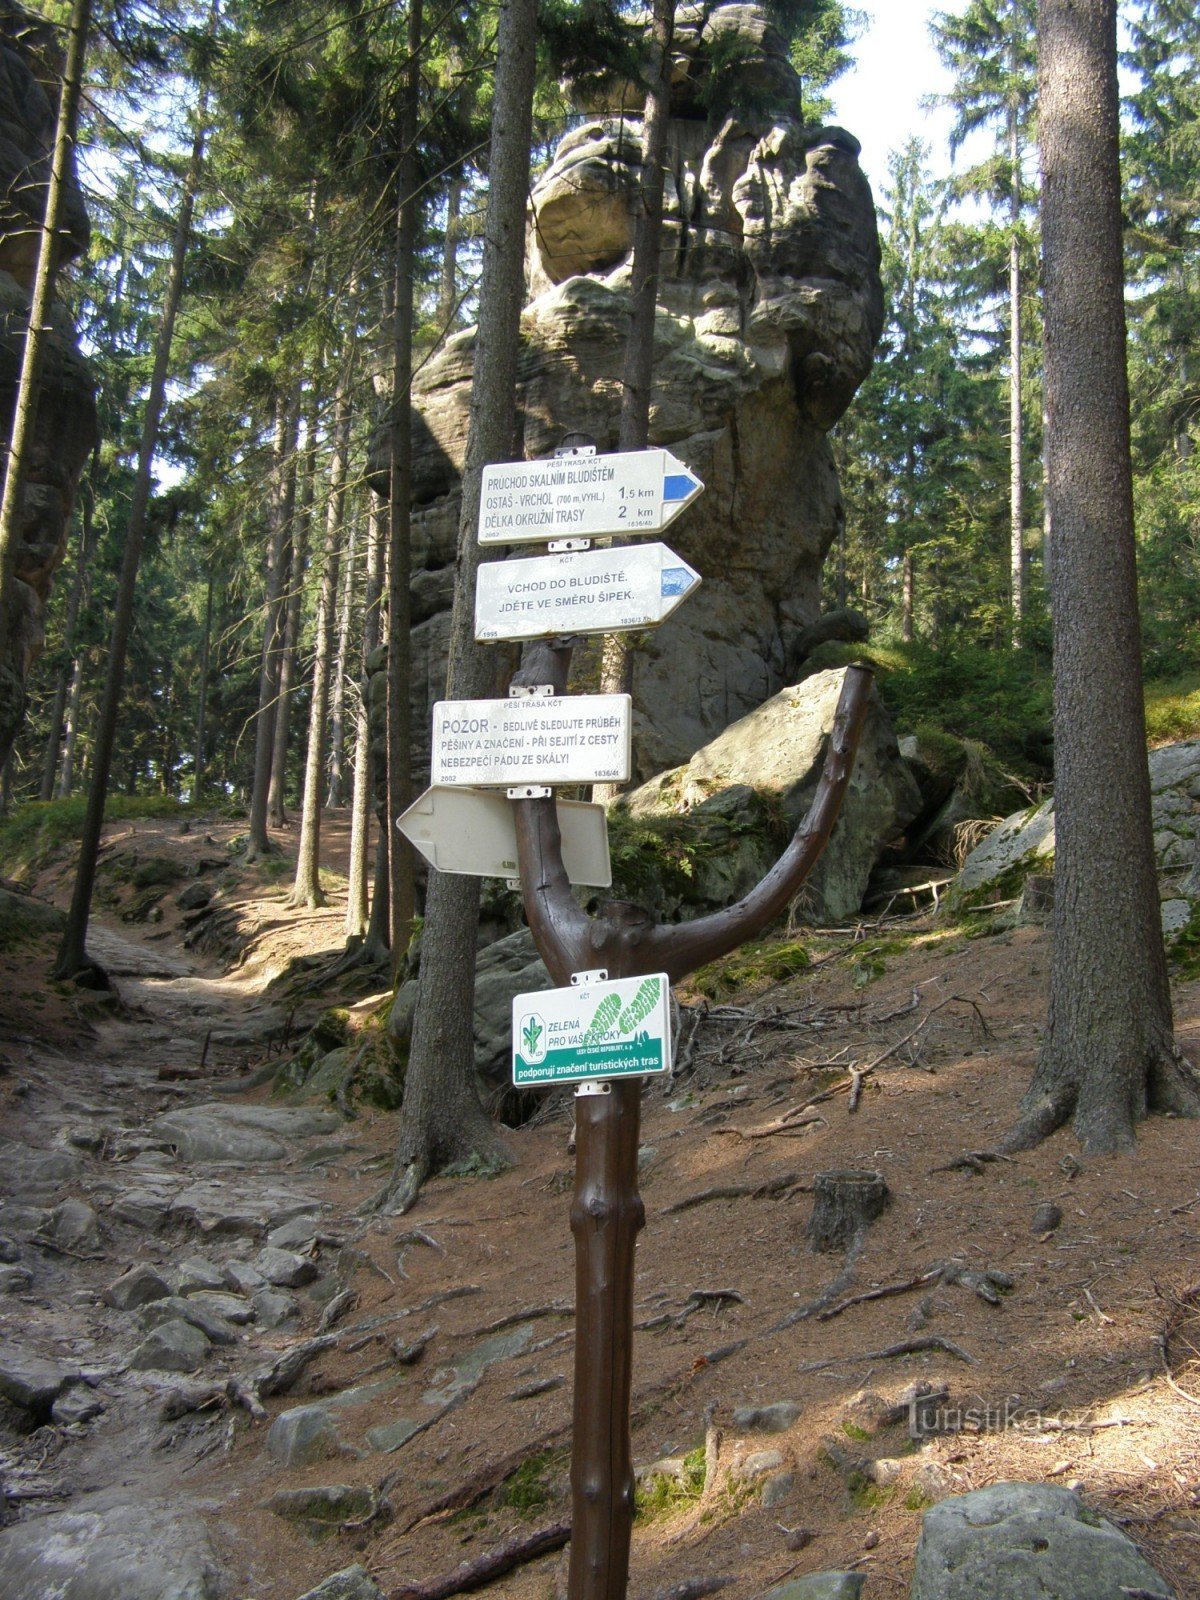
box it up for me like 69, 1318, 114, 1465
798, 1334, 975, 1373
659, 1171, 804, 1215
388, 1518, 572, 1600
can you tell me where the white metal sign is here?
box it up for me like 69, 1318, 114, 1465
478, 450, 704, 544
475, 542, 701, 642
430, 694, 632, 788
396, 785, 611, 886
513, 973, 672, 1087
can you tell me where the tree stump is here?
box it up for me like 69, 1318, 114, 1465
806, 1170, 890, 1254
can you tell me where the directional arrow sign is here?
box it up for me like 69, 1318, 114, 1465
513, 973, 672, 1087
397, 785, 611, 887
478, 449, 704, 544
475, 542, 701, 642
431, 694, 631, 788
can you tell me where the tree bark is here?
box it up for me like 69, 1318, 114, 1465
347, 491, 384, 939
39, 485, 91, 800
1008, 82, 1025, 643
386, 13, 421, 975
380, 0, 538, 1213
268, 397, 311, 828
438, 174, 463, 330
1013, 0, 1200, 1151
901, 551, 915, 642
291, 367, 351, 908
53, 110, 206, 979
325, 498, 357, 808
0, 0, 90, 701
246, 393, 297, 859
594, 0, 674, 801
192, 570, 213, 802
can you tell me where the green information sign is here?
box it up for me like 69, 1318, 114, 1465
512, 973, 672, 1087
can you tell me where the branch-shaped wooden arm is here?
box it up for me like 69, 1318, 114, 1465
513, 664, 875, 985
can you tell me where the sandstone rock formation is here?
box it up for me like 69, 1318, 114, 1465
0, 0, 97, 769
373, 0, 882, 782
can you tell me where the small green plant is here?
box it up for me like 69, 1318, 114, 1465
841, 1422, 872, 1442
904, 1486, 934, 1511
846, 1471, 894, 1511
496, 1452, 555, 1515
636, 1447, 707, 1520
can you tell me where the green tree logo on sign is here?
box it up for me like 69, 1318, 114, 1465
520, 1012, 547, 1063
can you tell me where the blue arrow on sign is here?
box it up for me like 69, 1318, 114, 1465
663, 471, 701, 502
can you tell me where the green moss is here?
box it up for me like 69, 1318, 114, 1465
841, 1422, 872, 1441
691, 937, 810, 1000
495, 1451, 565, 1516
904, 1486, 934, 1511
636, 1447, 707, 1521
846, 1471, 894, 1511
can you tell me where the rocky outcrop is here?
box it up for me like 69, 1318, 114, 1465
0, 0, 98, 767
372, 1, 882, 782
620, 667, 922, 923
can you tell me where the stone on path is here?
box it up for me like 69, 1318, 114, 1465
139, 1295, 238, 1346
267, 1404, 342, 1467
732, 1401, 800, 1433
910, 1482, 1176, 1600
252, 1287, 298, 1328
103, 1262, 171, 1310
172, 1256, 225, 1294
253, 1245, 319, 1287
129, 1319, 210, 1374
151, 1102, 341, 1163
757, 1576, 863, 1600
0, 1350, 80, 1418
34, 1197, 103, 1256
265, 1485, 379, 1530
0, 1492, 222, 1600
295, 1569, 383, 1600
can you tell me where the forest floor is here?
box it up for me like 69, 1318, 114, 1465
2, 810, 1200, 1600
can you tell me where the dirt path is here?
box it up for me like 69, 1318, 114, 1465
2, 814, 1200, 1600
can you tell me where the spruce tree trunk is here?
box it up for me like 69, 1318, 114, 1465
438, 175, 463, 329
53, 114, 206, 980
268, 411, 309, 828
246, 394, 297, 859
0, 0, 90, 703
1012, 0, 1200, 1151
347, 492, 384, 939
291, 370, 351, 908
381, 0, 538, 1212
192, 571, 213, 802
1008, 89, 1025, 643
325, 504, 357, 808
385, 0, 422, 976
57, 648, 84, 797
39, 488, 91, 800
901, 552, 915, 642
594, 0, 674, 800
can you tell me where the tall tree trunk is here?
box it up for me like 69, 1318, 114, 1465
39, 485, 91, 800
1010, 0, 1200, 1151
246, 393, 297, 859
53, 111, 206, 980
381, 0, 538, 1212
0, 0, 90, 726
325, 501, 357, 808
438, 175, 463, 329
594, 0, 675, 800
192, 571, 213, 802
268, 400, 308, 827
57, 647, 84, 797
347, 491, 385, 940
1008, 85, 1026, 643
291, 368, 351, 908
901, 552, 915, 642
386, 0, 422, 977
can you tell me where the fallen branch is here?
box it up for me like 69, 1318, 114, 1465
817, 1267, 943, 1321
799, 1334, 975, 1373
660, 1172, 804, 1215
389, 1519, 572, 1600
460, 1302, 572, 1339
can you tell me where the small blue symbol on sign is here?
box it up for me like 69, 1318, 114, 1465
663, 471, 700, 502
660, 567, 693, 597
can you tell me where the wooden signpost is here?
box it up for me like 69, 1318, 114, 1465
405, 442, 873, 1600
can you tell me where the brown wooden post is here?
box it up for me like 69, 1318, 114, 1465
511, 659, 873, 1600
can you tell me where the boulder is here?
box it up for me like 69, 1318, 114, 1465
0, 1349, 79, 1418
34, 1197, 102, 1256
369, 3, 882, 784
732, 1401, 800, 1433
267, 1403, 342, 1468
265, 1485, 380, 1530
0, 1493, 222, 1600
621, 668, 921, 922
910, 1482, 1175, 1600
128, 1319, 210, 1374
103, 1262, 171, 1310
138, 1295, 238, 1346
252, 1245, 319, 1287
150, 1102, 342, 1163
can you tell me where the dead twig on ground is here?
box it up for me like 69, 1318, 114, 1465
459, 1302, 572, 1338
817, 1267, 944, 1321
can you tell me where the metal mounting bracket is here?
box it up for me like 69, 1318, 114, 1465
571, 969, 608, 986
509, 683, 554, 698
575, 1080, 612, 1097
507, 785, 551, 800
548, 538, 593, 553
